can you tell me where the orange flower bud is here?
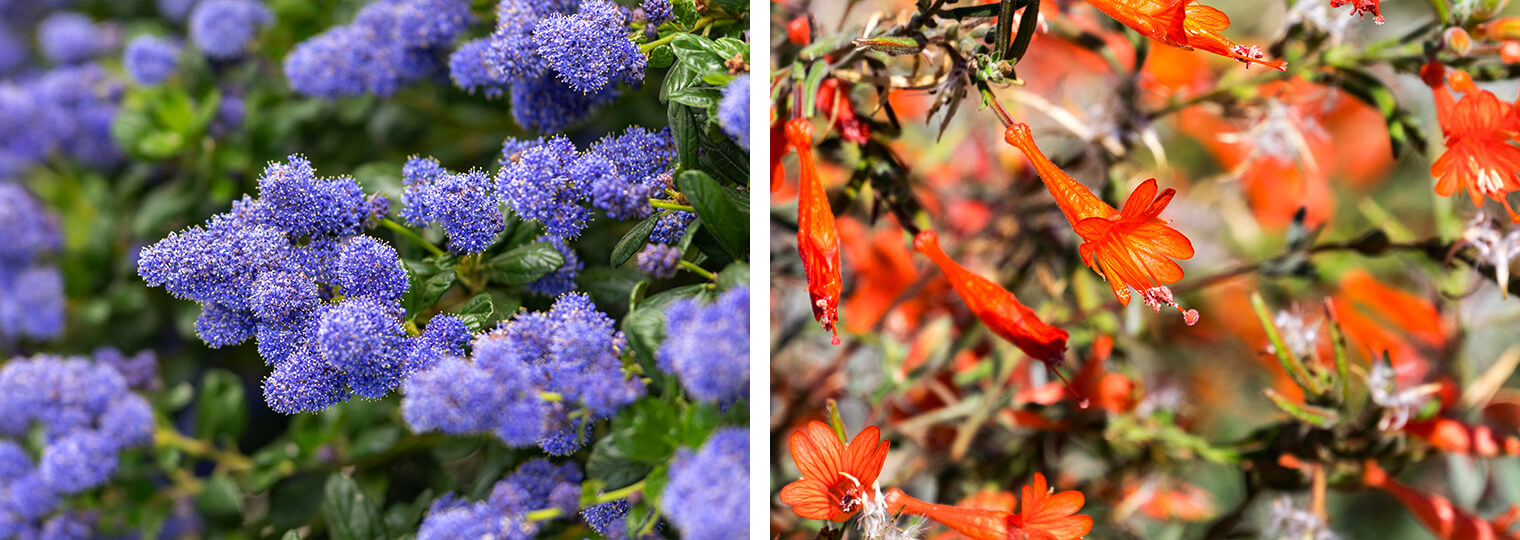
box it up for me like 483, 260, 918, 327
913, 230, 1069, 365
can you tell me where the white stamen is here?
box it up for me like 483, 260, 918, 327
1367, 361, 1442, 431
1267, 496, 1340, 540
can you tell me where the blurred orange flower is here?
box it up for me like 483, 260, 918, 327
779, 421, 893, 522
1081, 0, 1286, 69
1431, 70, 1520, 222
914, 229, 1070, 364
1004, 124, 1197, 322
1331, 270, 1447, 386
1331, 0, 1383, 24
885, 473, 1094, 540
788, 118, 844, 344
1363, 461, 1520, 539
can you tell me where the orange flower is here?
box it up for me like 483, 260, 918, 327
913, 230, 1069, 364
1081, 0, 1286, 70
1431, 70, 1520, 222
1405, 417, 1520, 457
779, 421, 892, 522
1004, 124, 1198, 324
789, 118, 844, 344
1331, 0, 1383, 24
1363, 461, 1520, 539
885, 473, 1094, 540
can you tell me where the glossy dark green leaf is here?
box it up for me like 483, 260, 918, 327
322, 474, 385, 540
587, 436, 652, 491
454, 293, 495, 330
667, 87, 724, 111
484, 241, 564, 285
613, 215, 660, 267
697, 127, 750, 186
195, 369, 246, 442
669, 103, 700, 170
716, 261, 749, 291
670, 33, 727, 77
195, 473, 242, 520
677, 170, 747, 260
622, 284, 709, 369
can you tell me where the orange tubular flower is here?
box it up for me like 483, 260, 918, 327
914, 230, 1069, 365
1431, 70, 1520, 222
1363, 461, 1520, 540
885, 473, 1093, 540
1081, 0, 1287, 70
779, 421, 891, 522
788, 118, 844, 344
1004, 124, 1199, 324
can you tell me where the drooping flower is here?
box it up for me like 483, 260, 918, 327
780, 421, 891, 522
787, 118, 843, 344
1004, 124, 1198, 324
1080, 0, 1287, 69
1430, 70, 1520, 222
884, 473, 1093, 540
913, 230, 1069, 365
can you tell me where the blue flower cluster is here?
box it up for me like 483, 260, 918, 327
284, 0, 473, 98
444, 0, 645, 133
402, 293, 643, 455
416, 458, 580, 539
533, 0, 646, 94
137, 155, 468, 413
123, 34, 182, 86
720, 74, 750, 150
635, 244, 680, 279
581, 499, 629, 537
0, 184, 65, 344
649, 210, 696, 244
660, 427, 748, 540
37, 12, 113, 65
660, 287, 748, 404
640, 0, 673, 26
188, 0, 272, 59
0, 63, 122, 177
497, 127, 676, 239
400, 156, 503, 255
0, 352, 156, 538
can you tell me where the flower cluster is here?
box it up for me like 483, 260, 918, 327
0, 352, 156, 537
661, 427, 749, 540
659, 287, 749, 405
399, 156, 504, 255
189, 0, 272, 59
402, 293, 644, 455
137, 155, 470, 413
0, 185, 65, 344
497, 127, 678, 239
284, 0, 473, 98
123, 34, 182, 86
37, 11, 114, 65
0, 63, 122, 177
445, 0, 642, 132
416, 458, 581, 539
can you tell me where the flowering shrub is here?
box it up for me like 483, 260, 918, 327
772, 0, 1520, 539
2, 0, 749, 538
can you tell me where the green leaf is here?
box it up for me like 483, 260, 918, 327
648, 45, 676, 69
669, 104, 700, 170
612, 215, 660, 267
994, 0, 1016, 61
485, 242, 564, 285
195, 473, 242, 520
801, 60, 829, 117
670, 33, 726, 77
416, 271, 456, 312
151, 87, 197, 134
322, 474, 386, 540
1250, 292, 1325, 397
614, 398, 679, 463
195, 369, 247, 441
1008, 0, 1041, 62
661, 62, 696, 102
716, 261, 749, 291
697, 127, 750, 186
587, 436, 652, 491
281, 532, 300, 540
1263, 389, 1340, 428
678, 403, 720, 448
622, 285, 709, 369
667, 87, 725, 111
454, 293, 495, 330
677, 170, 747, 260
137, 131, 185, 160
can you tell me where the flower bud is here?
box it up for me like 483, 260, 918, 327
1445, 27, 1473, 56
